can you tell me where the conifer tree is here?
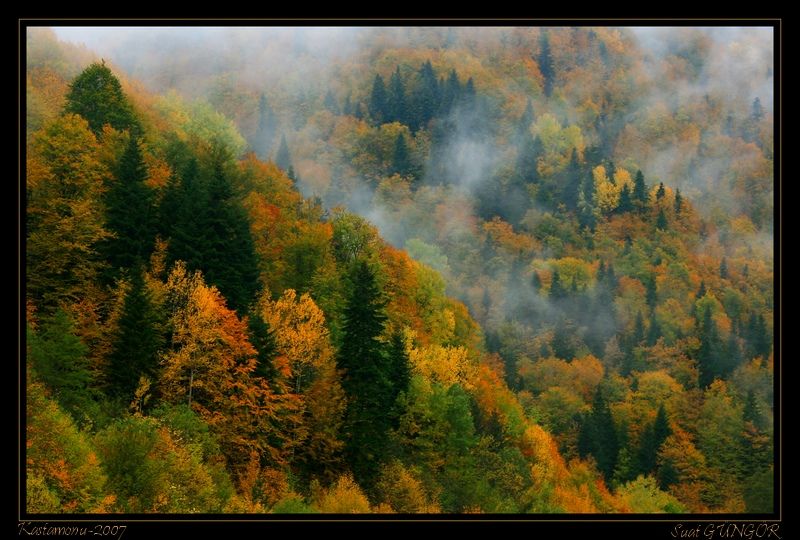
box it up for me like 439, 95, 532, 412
64, 61, 140, 136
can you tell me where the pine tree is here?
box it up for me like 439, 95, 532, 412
538, 31, 555, 98
108, 267, 163, 401
720, 257, 729, 279
101, 136, 156, 278
388, 67, 407, 125
632, 170, 649, 213
549, 270, 567, 300
563, 148, 582, 211
656, 209, 668, 230
517, 98, 534, 138
391, 132, 412, 177
635, 404, 671, 476
617, 184, 633, 213
578, 388, 619, 481
64, 61, 140, 136
247, 312, 279, 381
531, 271, 542, 291
656, 182, 666, 201
674, 189, 683, 214
369, 74, 388, 124
646, 312, 661, 346
254, 94, 278, 158
697, 306, 724, 387
323, 89, 339, 114
201, 158, 260, 313
275, 134, 293, 171
28, 310, 93, 420
338, 261, 391, 486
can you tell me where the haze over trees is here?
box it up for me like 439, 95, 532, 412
25, 26, 775, 514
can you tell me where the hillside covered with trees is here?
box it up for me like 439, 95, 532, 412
24, 26, 775, 514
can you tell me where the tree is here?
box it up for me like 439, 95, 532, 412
323, 89, 339, 114
254, 94, 278, 158
531, 271, 542, 291
549, 270, 567, 300
275, 134, 293, 172
674, 189, 683, 214
392, 132, 412, 177
655, 182, 666, 201
27, 114, 110, 309
369, 74, 388, 124
411, 60, 440, 130
646, 312, 662, 346
517, 98, 534, 138
247, 312, 279, 381
719, 257, 729, 279
751, 97, 764, 121
656, 209, 668, 230
337, 261, 391, 486
28, 310, 93, 421
635, 404, 671, 476
578, 388, 619, 481
64, 61, 140, 136
516, 131, 542, 184
388, 67, 407, 125
538, 31, 555, 98
697, 306, 725, 387
563, 148, 582, 211
101, 135, 156, 278
632, 170, 649, 213
617, 184, 633, 213
107, 268, 163, 401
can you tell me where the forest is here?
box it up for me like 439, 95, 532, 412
24, 26, 775, 514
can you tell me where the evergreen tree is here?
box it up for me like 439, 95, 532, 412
440, 69, 461, 114
635, 404, 671, 476
743, 390, 760, 427
655, 182, 666, 201
247, 312, 279, 381
632, 311, 646, 346
538, 31, 555, 98
646, 312, 661, 346
108, 267, 163, 401
388, 67, 407, 125
411, 60, 440, 130
516, 131, 542, 184
28, 310, 93, 420
549, 270, 567, 300
338, 261, 391, 486
563, 148, 582, 211
275, 134, 293, 171
696, 280, 707, 300
656, 209, 668, 230
323, 89, 339, 114
254, 94, 278, 158
617, 184, 633, 213
517, 98, 534, 138
101, 136, 156, 278
751, 97, 764, 121
578, 388, 619, 481
720, 257, 729, 279
201, 158, 261, 313
64, 61, 140, 136
531, 271, 542, 292
697, 306, 725, 387
552, 318, 576, 360
391, 132, 412, 177
746, 313, 771, 360
632, 170, 649, 213
645, 275, 658, 311
369, 74, 388, 124
387, 331, 411, 422
674, 189, 683, 214
164, 158, 206, 273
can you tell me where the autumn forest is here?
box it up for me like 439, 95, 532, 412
24, 26, 775, 514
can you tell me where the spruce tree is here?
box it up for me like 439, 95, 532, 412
369, 74, 388, 124
563, 148, 582, 211
633, 170, 649, 213
656, 209, 668, 230
646, 312, 661, 346
64, 61, 140, 136
698, 306, 724, 387
275, 134, 293, 172
101, 136, 156, 278
255, 94, 278, 158
388, 67, 407, 125
617, 184, 633, 213
391, 132, 412, 177
323, 89, 339, 114
674, 189, 683, 214
538, 31, 555, 98
247, 312, 279, 381
720, 257, 729, 279
108, 267, 163, 401
338, 261, 391, 486
655, 182, 666, 201
549, 270, 567, 300
579, 388, 619, 481
517, 98, 534, 138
